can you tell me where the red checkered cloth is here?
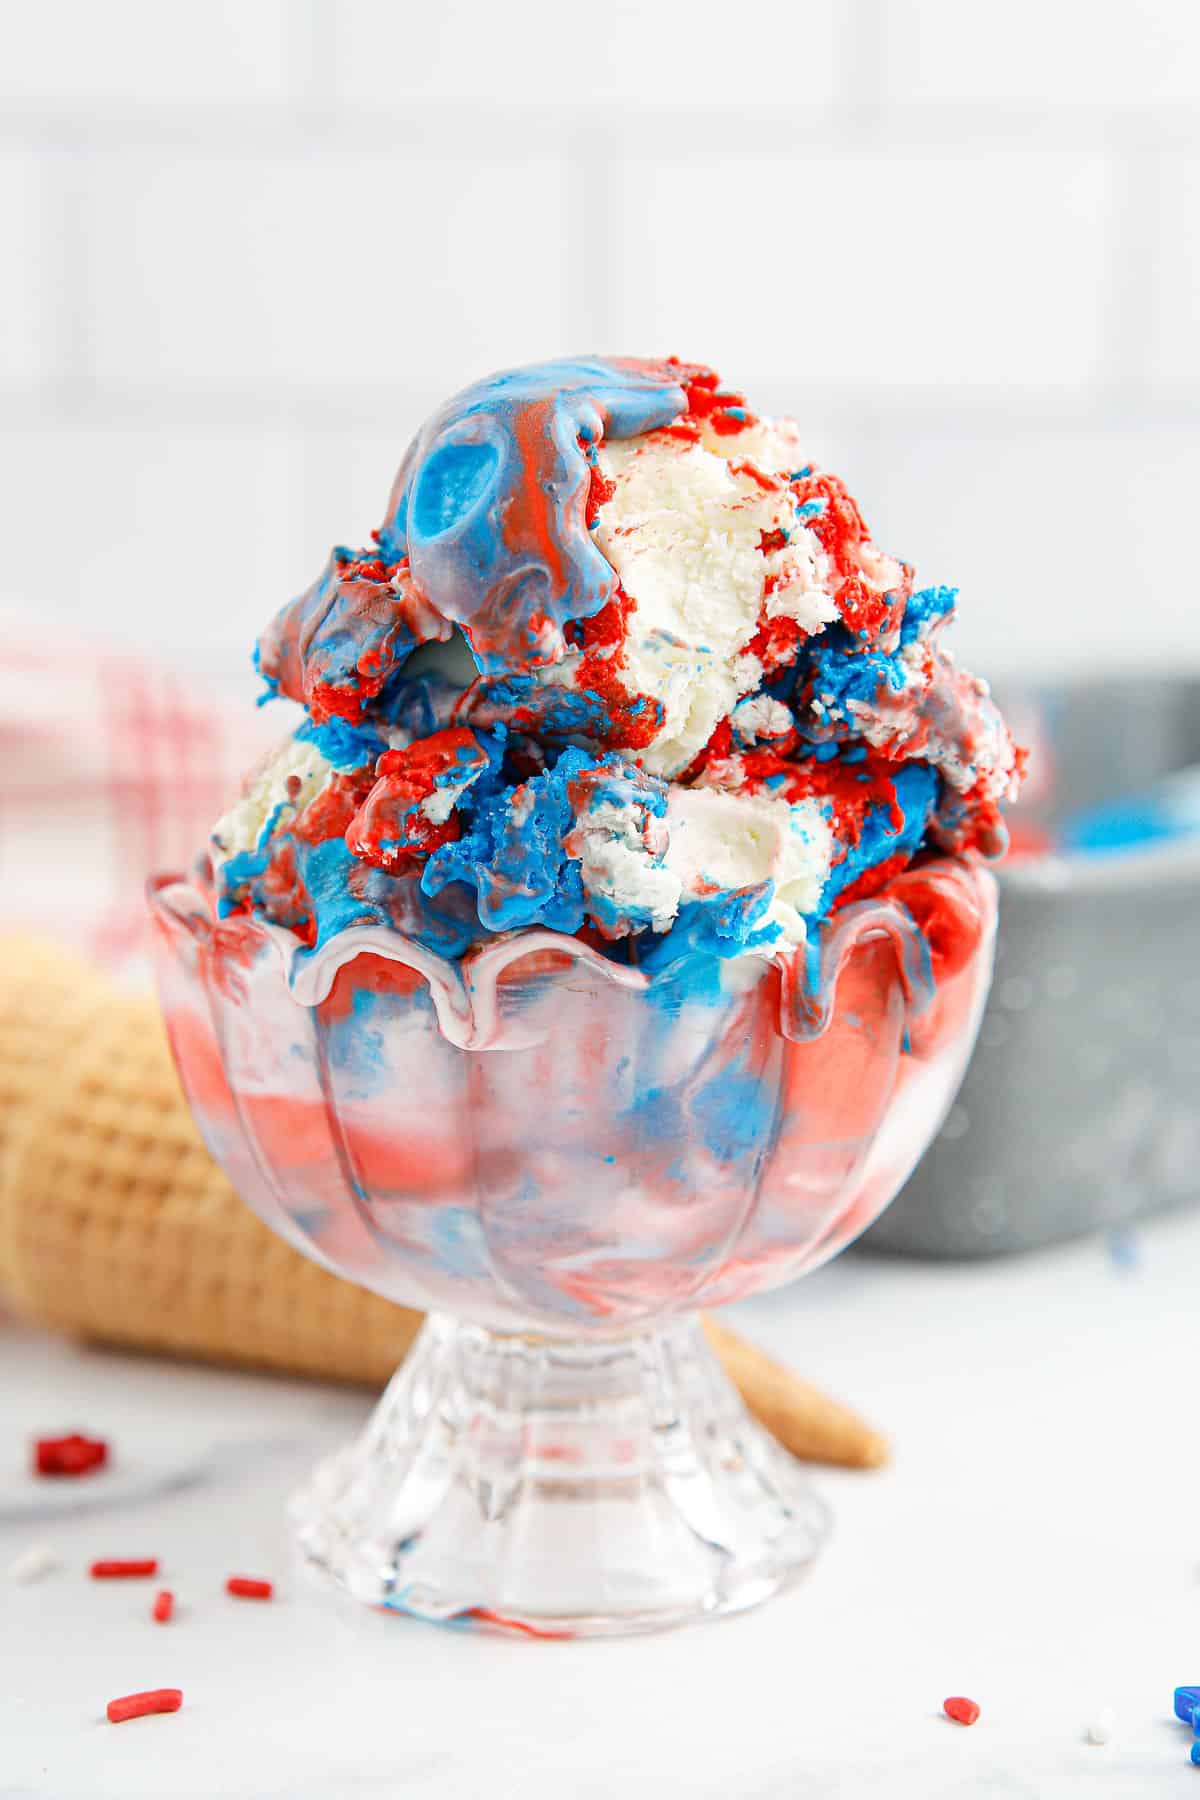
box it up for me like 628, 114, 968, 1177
0, 630, 280, 982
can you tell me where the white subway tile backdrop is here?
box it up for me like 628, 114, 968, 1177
0, 2, 295, 107
330, 0, 849, 112
610, 147, 1117, 392
881, 1, 1200, 110
0, 0, 1197, 686
84, 148, 575, 393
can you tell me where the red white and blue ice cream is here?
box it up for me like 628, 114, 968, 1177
211, 357, 1022, 996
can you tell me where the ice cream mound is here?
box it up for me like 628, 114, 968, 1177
212, 357, 1023, 988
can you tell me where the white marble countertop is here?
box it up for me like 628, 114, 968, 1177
1, 1209, 1196, 1799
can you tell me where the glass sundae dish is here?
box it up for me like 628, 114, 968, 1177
150, 358, 1018, 1636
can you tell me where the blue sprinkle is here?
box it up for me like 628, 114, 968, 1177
1173, 1687, 1200, 1724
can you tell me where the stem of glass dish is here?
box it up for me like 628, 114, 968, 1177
290, 1311, 831, 1637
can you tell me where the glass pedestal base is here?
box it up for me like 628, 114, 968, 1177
290, 1312, 830, 1638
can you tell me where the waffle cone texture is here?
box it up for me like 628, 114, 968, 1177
0, 934, 422, 1385
0, 935, 886, 1466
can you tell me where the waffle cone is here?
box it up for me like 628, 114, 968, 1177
702, 1317, 888, 1469
0, 934, 420, 1385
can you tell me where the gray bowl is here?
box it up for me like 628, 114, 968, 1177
864, 676, 1200, 1258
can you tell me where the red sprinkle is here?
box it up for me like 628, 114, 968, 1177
106, 1688, 182, 1725
90, 1559, 159, 1579
152, 1589, 174, 1623
226, 1576, 273, 1600
944, 1696, 981, 1726
34, 1434, 108, 1478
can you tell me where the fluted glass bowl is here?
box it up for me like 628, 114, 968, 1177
149, 858, 995, 1636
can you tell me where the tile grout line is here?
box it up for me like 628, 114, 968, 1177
1099, 124, 1164, 419
40, 146, 92, 414
566, 121, 618, 353
288, 0, 339, 138
844, 0, 888, 135
5, 98, 1200, 158
4, 381, 1198, 435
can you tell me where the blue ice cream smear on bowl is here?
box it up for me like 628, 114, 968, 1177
210, 356, 1023, 1007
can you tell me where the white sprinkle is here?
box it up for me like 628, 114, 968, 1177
7, 1543, 59, 1584
1085, 1710, 1115, 1745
